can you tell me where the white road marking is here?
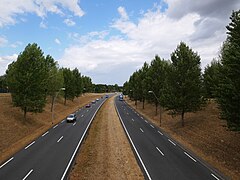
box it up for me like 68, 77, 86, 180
0, 157, 14, 169
87, 110, 89, 112
150, 124, 154, 128
53, 124, 58, 129
156, 147, 164, 156
145, 120, 148, 123
25, 141, 35, 150
168, 139, 176, 146
22, 169, 33, 180
158, 131, 163, 135
132, 118, 134, 122
141, 117, 143, 119
140, 128, 144, 133
42, 131, 49, 137
61, 120, 65, 123
81, 115, 84, 117
184, 152, 197, 162
127, 112, 129, 115
211, 173, 220, 180
73, 122, 76, 126
57, 136, 64, 143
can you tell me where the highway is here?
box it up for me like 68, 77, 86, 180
115, 97, 226, 180
0, 96, 108, 180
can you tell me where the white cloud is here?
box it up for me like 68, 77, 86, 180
10, 41, 23, 48
0, 54, 18, 75
0, 0, 84, 27
58, 2, 236, 85
40, 21, 47, 28
55, 38, 61, 45
63, 18, 76, 26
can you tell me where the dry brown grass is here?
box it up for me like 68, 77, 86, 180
126, 97, 240, 180
0, 93, 104, 163
70, 96, 144, 180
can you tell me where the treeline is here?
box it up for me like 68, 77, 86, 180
4, 43, 93, 119
93, 84, 122, 93
123, 10, 240, 130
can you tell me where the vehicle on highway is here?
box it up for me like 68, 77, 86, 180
96, 98, 99, 101
86, 104, 91, 108
92, 100, 96, 104
66, 114, 77, 123
119, 94, 123, 101
105, 94, 109, 98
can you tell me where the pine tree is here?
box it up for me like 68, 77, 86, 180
217, 10, 240, 130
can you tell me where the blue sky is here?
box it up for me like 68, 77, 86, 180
0, 0, 239, 85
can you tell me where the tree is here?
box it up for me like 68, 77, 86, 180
217, 10, 240, 130
166, 42, 203, 126
82, 75, 93, 93
72, 68, 82, 98
0, 75, 8, 93
6, 43, 48, 120
62, 68, 75, 105
45, 55, 64, 111
203, 59, 221, 98
139, 62, 149, 109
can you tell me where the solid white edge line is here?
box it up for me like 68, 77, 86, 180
150, 124, 154, 128
25, 141, 35, 150
168, 139, 176, 146
184, 152, 197, 162
57, 136, 64, 143
61, 120, 65, 123
0, 157, 14, 169
60, 98, 107, 180
140, 128, 144, 133
211, 173, 220, 180
156, 147, 164, 156
158, 131, 163, 135
42, 131, 49, 137
22, 169, 33, 180
145, 120, 148, 123
115, 101, 152, 180
53, 124, 58, 129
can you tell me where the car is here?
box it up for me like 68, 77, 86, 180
96, 98, 99, 101
86, 104, 91, 108
92, 100, 96, 104
66, 114, 77, 123
105, 95, 109, 98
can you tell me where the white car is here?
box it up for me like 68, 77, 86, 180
66, 114, 77, 123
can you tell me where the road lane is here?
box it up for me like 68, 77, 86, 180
115, 98, 225, 180
0, 95, 110, 180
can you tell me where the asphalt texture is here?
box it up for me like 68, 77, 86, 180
0, 95, 109, 180
115, 98, 226, 180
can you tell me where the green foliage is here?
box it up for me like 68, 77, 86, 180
72, 68, 82, 97
6, 43, 48, 119
165, 42, 203, 126
203, 59, 221, 98
0, 75, 8, 92
217, 10, 240, 130
62, 68, 75, 104
82, 75, 93, 92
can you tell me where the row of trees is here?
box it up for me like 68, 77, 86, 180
5, 43, 93, 119
124, 10, 240, 130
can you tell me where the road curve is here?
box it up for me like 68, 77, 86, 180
0, 95, 110, 180
115, 97, 226, 180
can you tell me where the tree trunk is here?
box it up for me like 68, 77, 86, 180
51, 95, 54, 112
135, 100, 137, 109
181, 110, 185, 127
64, 92, 67, 105
142, 99, 145, 109
155, 102, 158, 115
24, 107, 27, 121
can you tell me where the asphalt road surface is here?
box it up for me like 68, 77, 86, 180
0, 95, 109, 180
115, 98, 226, 180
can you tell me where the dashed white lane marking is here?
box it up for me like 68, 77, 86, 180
57, 136, 64, 143
81, 115, 84, 117
61, 120, 65, 123
87, 110, 89, 112
22, 169, 33, 180
150, 124, 154, 128
25, 141, 35, 149
156, 147, 164, 156
132, 118, 134, 122
140, 128, 144, 133
145, 120, 148, 123
42, 131, 49, 137
158, 131, 163, 135
0, 157, 14, 169
141, 117, 143, 119
168, 139, 176, 146
127, 112, 129, 115
53, 124, 58, 129
73, 122, 76, 126
184, 152, 197, 162
211, 173, 220, 180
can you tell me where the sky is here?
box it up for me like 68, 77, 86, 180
0, 0, 239, 85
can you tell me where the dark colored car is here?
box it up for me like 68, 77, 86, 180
105, 95, 109, 98
86, 104, 91, 108
66, 114, 77, 123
